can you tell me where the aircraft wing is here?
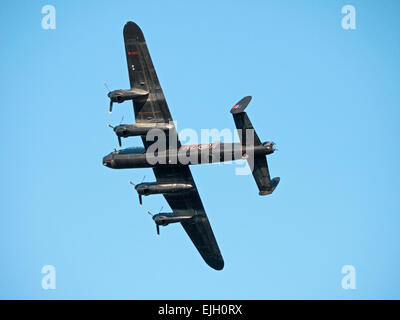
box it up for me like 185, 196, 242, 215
153, 166, 224, 270
123, 21, 180, 149
123, 21, 224, 270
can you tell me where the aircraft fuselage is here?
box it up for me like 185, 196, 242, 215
103, 142, 275, 169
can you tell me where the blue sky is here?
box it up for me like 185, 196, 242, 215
1, 0, 399, 299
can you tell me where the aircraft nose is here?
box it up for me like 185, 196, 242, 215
102, 154, 113, 168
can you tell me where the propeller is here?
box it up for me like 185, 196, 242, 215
107, 116, 124, 147
129, 176, 145, 187
129, 177, 146, 206
107, 124, 123, 147
147, 206, 163, 236
129, 180, 142, 205
104, 83, 113, 113
147, 206, 163, 217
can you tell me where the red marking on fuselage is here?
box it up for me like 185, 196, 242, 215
232, 104, 239, 109
128, 51, 139, 55
182, 143, 218, 151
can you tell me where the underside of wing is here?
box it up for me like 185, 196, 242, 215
123, 22, 173, 123
123, 22, 180, 150
123, 22, 223, 270
153, 165, 224, 270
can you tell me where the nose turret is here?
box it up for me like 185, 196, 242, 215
102, 154, 113, 168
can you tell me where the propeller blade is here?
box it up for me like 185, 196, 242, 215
109, 100, 113, 114
147, 211, 153, 217
129, 180, 135, 187
118, 136, 122, 147
156, 224, 160, 236
139, 194, 142, 206
107, 124, 114, 129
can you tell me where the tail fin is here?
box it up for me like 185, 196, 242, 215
253, 156, 280, 196
231, 96, 252, 114
231, 96, 280, 196
231, 96, 262, 146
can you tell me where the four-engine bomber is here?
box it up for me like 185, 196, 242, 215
101, 21, 280, 270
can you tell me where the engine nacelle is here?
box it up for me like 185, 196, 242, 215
132, 181, 194, 206
108, 88, 149, 103
135, 182, 194, 196
149, 212, 194, 235
107, 88, 149, 113
112, 123, 174, 138
153, 213, 194, 226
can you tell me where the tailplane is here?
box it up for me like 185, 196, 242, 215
231, 96, 280, 196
